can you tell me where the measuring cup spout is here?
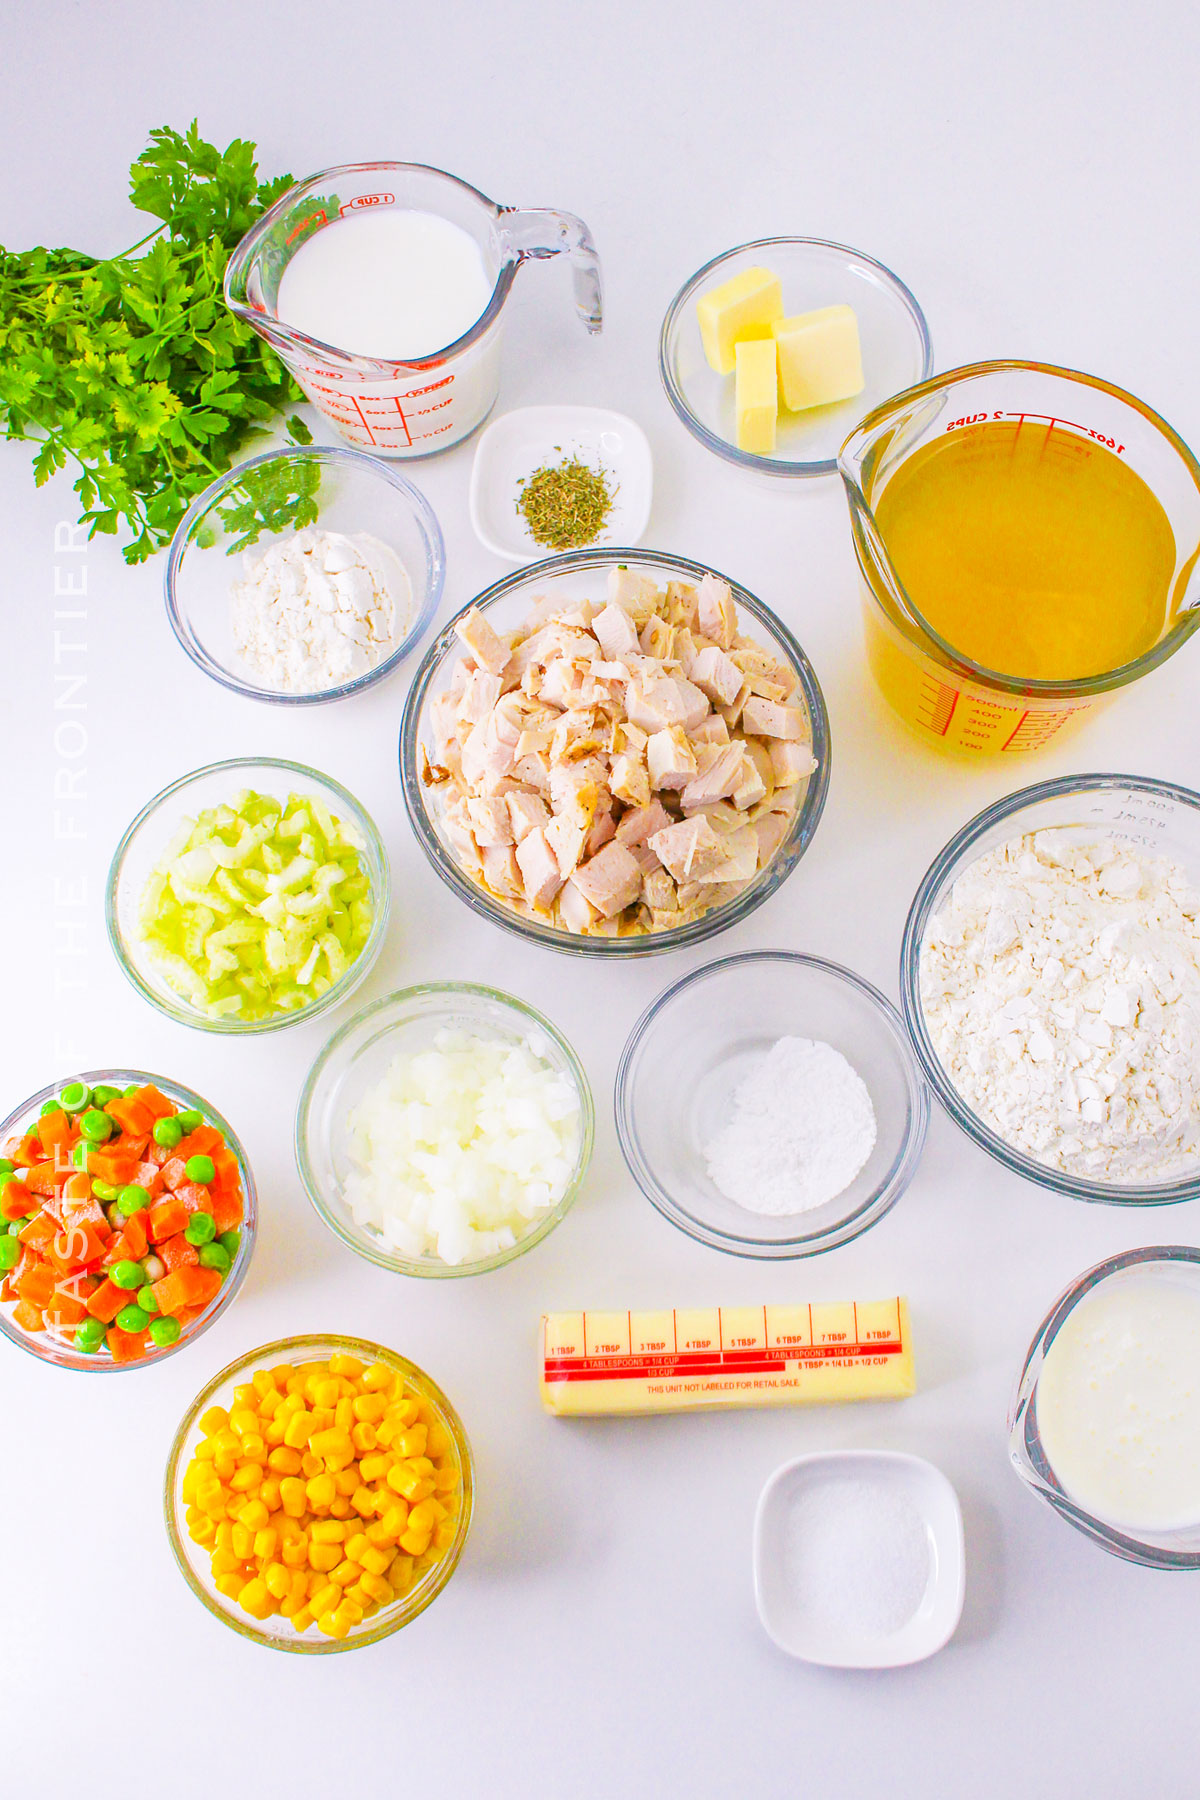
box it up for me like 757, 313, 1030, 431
497, 208, 604, 334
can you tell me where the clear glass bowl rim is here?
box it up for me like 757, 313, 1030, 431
900, 771, 1200, 1204
614, 948, 930, 1258
398, 545, 831, 957
163, 1331, 475, 1649
105, 754, 392, 1035
163, 445, 447, 706
0, 1067, 257, 1372
295, 981, 596, 1276
1008, 1245, 1200, 1568
657, 235, 933, 478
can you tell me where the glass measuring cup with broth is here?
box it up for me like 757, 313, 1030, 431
225, 162, 602, 457
838, 362, 1200, 754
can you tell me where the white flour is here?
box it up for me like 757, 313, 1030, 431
230, 526, 410, 692
703, 1036, 877, 1214
919, 829, 1200, 1182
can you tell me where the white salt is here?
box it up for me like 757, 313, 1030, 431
783, 1475, 931, 1637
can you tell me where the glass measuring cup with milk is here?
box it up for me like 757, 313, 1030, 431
225, 163, 602, 457
838, 362, 1200, 755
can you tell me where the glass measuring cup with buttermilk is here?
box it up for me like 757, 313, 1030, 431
838, 362, 1200, 754
225, 162, 602, 457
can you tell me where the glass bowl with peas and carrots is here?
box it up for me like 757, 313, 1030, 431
164, 1335, 474, 1652
0, 1070, 256, 1371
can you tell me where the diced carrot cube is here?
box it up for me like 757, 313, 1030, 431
152, 1264, 221, 1315
133, 1161, 164, 1200
1, 1179, 34, 1221
61, 1190, 106, 1231
147, 1142, 170, 1167
147, 1198, 188, 1243
160, 1158, 189, 1192
12, 1299, 45, 1333
158, 1233, 199, 1273
107, 1326, 149, 1363
105, 1096, 154, 1138
44, 1289, 88, 1329
49, 1222, 108, 1271
18, 1213, 57, 1252
87, 1148, 140, 1186
14, 1133, 43, 1167
209, 1185, 244, 1233
25, 1162, 60, 1197
174, 1183, 210, 1215
37, 1109, 72, 1153
18, 1263, 57, 1308
86, 1279, 130, 1324
134, 1085, 175, 1120
177, 1125, 222, 1159
120, 1212, 149, 1260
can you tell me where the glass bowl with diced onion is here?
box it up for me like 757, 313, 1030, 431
398, 548, 830, 956
164, 446, 445, 705
164, 1334, 474, 1651
296, 984, 595, 1276
106, 757, 390, 1034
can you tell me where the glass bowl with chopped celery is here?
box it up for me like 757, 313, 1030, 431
106, 758, 390, 1034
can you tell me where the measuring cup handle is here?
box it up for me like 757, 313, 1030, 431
498, 207, 604, 334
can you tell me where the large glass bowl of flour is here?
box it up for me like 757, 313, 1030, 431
902, 773, 1200, 1204
615, 951, 928, 1258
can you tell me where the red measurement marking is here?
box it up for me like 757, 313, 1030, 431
915, 674, 959, 737
543, 1341, 905, 1383
285, 209, 327, 244
1001, 708, 1075, 752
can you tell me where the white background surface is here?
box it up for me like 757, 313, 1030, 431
3, 4, 1200, 1795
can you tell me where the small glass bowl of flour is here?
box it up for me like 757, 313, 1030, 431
165, 445, 445, 704
616, 950, 929, 1258
904, 773, 1200, 1205
753, 1450, 965, 1666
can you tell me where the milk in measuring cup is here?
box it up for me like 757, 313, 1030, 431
277, 210, 492, 359
1037, 1273, 1200, 1532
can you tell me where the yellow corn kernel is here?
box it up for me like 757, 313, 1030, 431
329, 1497, 352, 1519
281, 1538, 309, 1569
240, 1498, 269, 1532
313, 1378, 340, 1409
400, 1526, 431, 1556
259, 1476, 282, 1513
330, 1559, 360, 1587
434, 1520, 458, 1552
362, 1360, 394, 1392
434, 1466, 460, 1494
317, 1611, 349, 1639
407, 1499, 439, 1535
308, 1542, 341, 1573
214, 1520, 236, 1552
334, 1598, 363, 1628
253, 1526, 278, 1560
350, 1487, 377, 1519
212, 1454, 238, 1483
334, 1397, 355, 1432
359, 1571, 394, 1605
283, 1410, 314, 1449
352, 1391, 386, 1423
329, 1352, 365, 1379
257, 1386, 282, 1417
395, 1427, 428, 1459
238, 1434, 268, 1464
200, 1405, 230, 1435
182, 1469, 203, 1505
342, 1531, 368, 1561
215, 1572, 245, 1601
425, 1422, 451, 1458
231, 1521, 254, 1558
239, 1578, 273, 1621
189, 1516, 217, 1547
359, 1544, 392, 1578
334, 1467, 360, 1497
194, 1441, 217, 1467
309, 1581, 340, 1618
309, 1406, 335, 1433
280, 1477, 307, 1518
213, 1429, 240, 1458
288, 1570, 309, 1609
252, 1368, 277, 1400
264, 1420, 287, 1447
306, 1473, 336, 1510
358, 1453, 391, 1484
268, 1446, 302, 1476
230, 1464, 261, 1493
351, 1422, 378, 1455
270, 1363, 295, 1388
264, 1561, 291, 1600
291, 1606, 314, 1633
300, 1451, 322, 1479
276, 1390, 303, 1419
311, 1426, 353, 1460
211, 1548, 242, 1575
229, 1406, 259, 1438
310, 1520, 346, 1545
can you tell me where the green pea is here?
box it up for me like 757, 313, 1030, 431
7, 1221, 22, 1238
79, 1109, 114, 1144
109, 1259, 144, 1291
71, 1142, 90, 1170
185, 1212, 216, 1246
123, 1084, 141, 1098
149, 1315, 181, 1348
40, 1099, 62, 1116
184, 1154, 215, 1185
176, 1109, 203, 1134
0, 1237, 20, 1272
90, 1179, 119, 1202
75, 1316, 106, 1353
117, 1184, 150, 1217
58, 1081, 91, 1113
217, 1229, 241, 1259
137, 1284, 160, 1315
153, 1116, 183, 1149
115, 1303, 150, 1334
92, 1084, 122, 1106
197, 1242, 230, 1275
0, 1159, 12, 1179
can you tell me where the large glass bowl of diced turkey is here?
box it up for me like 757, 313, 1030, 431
398, 549, 831, 956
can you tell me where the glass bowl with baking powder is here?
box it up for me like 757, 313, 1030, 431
901, 773, 1200, 1205
615, 951, 928, 1258
165, 447, 445, 704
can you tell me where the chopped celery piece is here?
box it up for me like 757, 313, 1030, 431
137, 787, 374, 1021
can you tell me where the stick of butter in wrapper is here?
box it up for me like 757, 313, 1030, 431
540, 1299, 915, 1417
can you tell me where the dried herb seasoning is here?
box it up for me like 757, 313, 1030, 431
516, 452, 615, 550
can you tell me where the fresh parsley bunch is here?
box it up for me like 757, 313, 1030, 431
0, 122, 313, 563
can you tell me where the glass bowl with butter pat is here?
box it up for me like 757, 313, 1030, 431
659, 237, 931, 477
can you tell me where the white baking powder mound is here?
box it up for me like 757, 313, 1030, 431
703, 1036, 877, 1215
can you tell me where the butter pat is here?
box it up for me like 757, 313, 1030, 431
735, 339, 778, 454
696, 266, 783, 375
773, 304, 865, 412
541, 1298, 915, 1416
